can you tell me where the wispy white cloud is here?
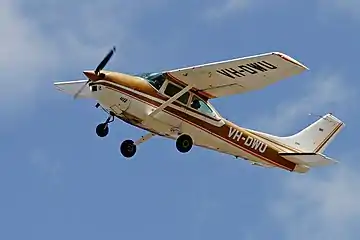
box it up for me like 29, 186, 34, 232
246, 70, 360, 239
270, 159, 360, 240
0, 0, 165, 120
204, 0, 251, 19
29, 149, 62, 183
249, 72, 357, 135
0, 0, 59, 113
0, 0, 119, 119
318, 0, 360, 21
203, 0, 284, 20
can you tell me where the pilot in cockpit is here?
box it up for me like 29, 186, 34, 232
152, 75, 165, 90
191, 99, 201, 110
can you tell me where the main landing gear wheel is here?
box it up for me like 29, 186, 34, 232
176, 134, 193, 153
120, 139, 137, 158
95, 113, 115, 138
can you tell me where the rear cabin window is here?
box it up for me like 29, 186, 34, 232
164, 83, 189, 105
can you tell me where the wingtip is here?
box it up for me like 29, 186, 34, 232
273, 52, 309, 70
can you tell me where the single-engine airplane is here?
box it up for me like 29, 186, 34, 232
54, 47, 345, 173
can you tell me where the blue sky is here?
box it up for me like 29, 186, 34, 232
1, 0, 360, 239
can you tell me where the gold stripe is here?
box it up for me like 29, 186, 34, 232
314, 122, 343, 153
94, 81, 294, 171
250, 132, 302, 153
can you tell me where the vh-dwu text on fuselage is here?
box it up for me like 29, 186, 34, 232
228, 127, 268, 153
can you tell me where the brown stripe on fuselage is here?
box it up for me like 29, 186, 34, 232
223, 121, 296, 170
92, 77, 296, 171
102, 72, 222, 122
249, 132, 302, 153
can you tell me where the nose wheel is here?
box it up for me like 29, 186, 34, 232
95, 113, 114, 138
96, 123, 109, 137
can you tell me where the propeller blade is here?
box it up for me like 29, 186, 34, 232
94, 46, 116, 74
73, 79, 90, 99
73, 46, 116, 99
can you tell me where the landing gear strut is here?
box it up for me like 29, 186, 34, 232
119, 133, 155, 159
95, 112, 115, 138
94, 105, 155, 159
176, 134, 193, 153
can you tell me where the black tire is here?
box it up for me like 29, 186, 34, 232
176, 134, 193, 153
96, 123, 109, 137
120, 139, 136, 158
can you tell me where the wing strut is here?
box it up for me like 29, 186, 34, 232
148, 84, 193, 118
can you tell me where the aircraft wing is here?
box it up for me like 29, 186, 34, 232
54, 80, 92, 99
164, 52, 308, 99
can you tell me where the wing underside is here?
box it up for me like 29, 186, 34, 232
164, 52, 308, 98
279, 152, 338, 167
54, 80, 92, 98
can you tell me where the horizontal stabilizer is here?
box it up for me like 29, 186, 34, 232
54, 80, 91, 99
279, 152, 338, 167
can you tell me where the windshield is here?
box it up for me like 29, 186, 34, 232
137, 72, 165, 90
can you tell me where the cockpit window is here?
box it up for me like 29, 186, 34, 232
190, 96, 217, 118
164, 82, 189, 105
138, 72, 165, 90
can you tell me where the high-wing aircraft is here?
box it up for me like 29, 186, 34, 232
54, 47, 345, 173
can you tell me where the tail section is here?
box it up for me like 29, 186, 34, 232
280, 113, 344, 153
250, 113, 345, 154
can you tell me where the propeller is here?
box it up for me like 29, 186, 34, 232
73, 46, 116, 99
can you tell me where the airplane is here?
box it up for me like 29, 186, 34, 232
54, 47, 345, 174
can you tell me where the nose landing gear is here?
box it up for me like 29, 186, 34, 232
95, 112, 115, 138
96, 123, 109, 137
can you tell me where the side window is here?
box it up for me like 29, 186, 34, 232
164, 83, 189, 105
190, 96, 216, 117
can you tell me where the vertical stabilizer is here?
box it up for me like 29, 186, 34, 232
249, 113, 345, 153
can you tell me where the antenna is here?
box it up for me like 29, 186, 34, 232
308, 112, 335, 123
308, 113, 323, 118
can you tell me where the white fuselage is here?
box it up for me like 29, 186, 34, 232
90, 79, 284, 169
